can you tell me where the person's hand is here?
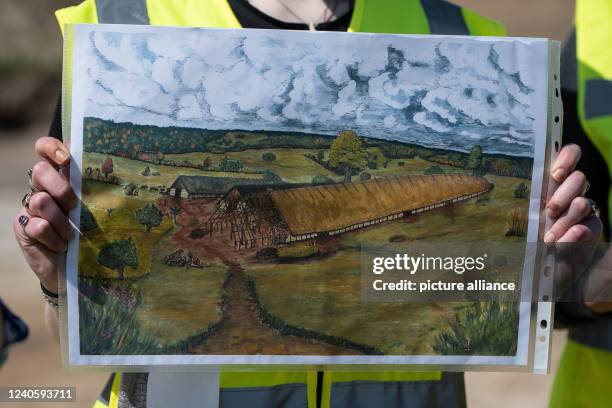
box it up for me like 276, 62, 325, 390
545, 144, 605, 312
12, 137, 77, 294
545, 144, 601, 244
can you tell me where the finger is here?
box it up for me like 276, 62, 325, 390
557, 216, 602, 244
35, 136, 70, 167
31, 160, 78, 211
22, 216, 68, 253
13, 209, 60, 291
551, 144, 581, 183
546, 170, 587, 219
27, 192, 74, 241
544, 197, 592, 244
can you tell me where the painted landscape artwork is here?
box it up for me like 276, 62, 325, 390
64, 25, 554, 366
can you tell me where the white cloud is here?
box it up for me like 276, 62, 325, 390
83, 29, 541, 156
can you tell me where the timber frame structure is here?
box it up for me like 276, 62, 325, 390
205, 174, 494, 250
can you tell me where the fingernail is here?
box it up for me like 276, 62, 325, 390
552, 168, 566, 182
544, 232, 556, 244
55, 148, 69, 163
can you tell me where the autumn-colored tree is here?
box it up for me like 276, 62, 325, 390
328, 130, 368, 183
101, 157, 114, 179
157, 151, 165, 164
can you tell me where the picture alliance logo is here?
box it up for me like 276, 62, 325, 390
371, 253, 488, 275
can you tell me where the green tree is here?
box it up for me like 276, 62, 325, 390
261, 152, 277, 162
317, 150, 325, 161
425, 165, 445, 175
466, 145, 483, 171
98, 239, 139, 279
80, 205, 98, 232
513, 182, 530, 198
360, 172, 372, 181
135, 203, 163, 232
141, 165, 151, 176
328, 130, 368, 183
312, 175, 333, 184
169, 205, 182, 225
218, 156, 243, 172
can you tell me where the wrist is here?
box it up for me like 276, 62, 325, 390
40, 282, 59, 310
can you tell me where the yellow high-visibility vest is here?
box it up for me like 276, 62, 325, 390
575, 0, 612, 233
550, 1, 612, 407
56, 1, 505, 407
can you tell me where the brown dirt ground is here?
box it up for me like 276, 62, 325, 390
189, 264, 359, 355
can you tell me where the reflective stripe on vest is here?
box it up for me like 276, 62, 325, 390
576, 0, 612, 232
324, 372, 465, 408
95, 0, 149, 24
55, 2, 505, 408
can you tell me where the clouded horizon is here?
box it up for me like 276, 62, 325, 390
82, 28, 545, 157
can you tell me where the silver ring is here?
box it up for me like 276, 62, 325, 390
582, 180, 590, 197
27, 168, 40, 193
585, 198, 600, 219
21, 192, 33, 210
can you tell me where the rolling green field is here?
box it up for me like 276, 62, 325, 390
134, 231, 228, 346
79, 180, 174, 279
79, 123, 531, 355
84, 151, 263, 187
166, 149, 338, 183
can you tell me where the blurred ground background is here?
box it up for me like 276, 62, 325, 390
0, 1, 574, 407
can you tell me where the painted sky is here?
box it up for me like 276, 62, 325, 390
84, 28, 544, 156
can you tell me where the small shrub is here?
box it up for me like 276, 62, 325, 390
79, 294, 160, 355
397, 161, 405, 166
141, 165, 151, 176
425, 165, 445, 175
360, 172, 372, 181
123, 182, 139, 196
261, 152, 277, 162
218, 156, 243, 172
476, 196, 490, 206
317, 150, 325, 161
513, 182, 530, 198
255, 247, 278, 261
433, 302, 519, 356
262, 170, 282, 183
277, 242, 319, 259
189, 228, 208, 239
312, 175, 334, 184
505, 208, 528, 237
389, 234, 407, 243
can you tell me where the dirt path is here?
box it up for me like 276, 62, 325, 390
189, 261, 359, 355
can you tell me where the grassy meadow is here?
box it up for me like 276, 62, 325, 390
245, 174, 529, 355
78, 122, 532, 355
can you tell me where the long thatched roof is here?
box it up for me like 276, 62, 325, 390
269, 174, 492, 235
171, 175, 261, 196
